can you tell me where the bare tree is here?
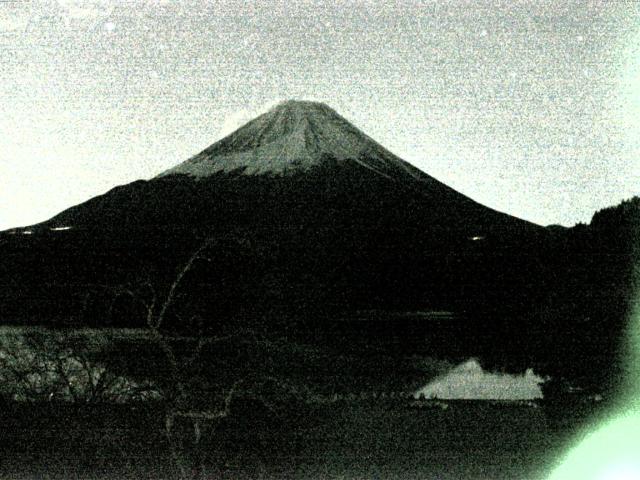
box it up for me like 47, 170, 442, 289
74, 231, 309, 479
97, 234, 261, 478
0, 328, 159, 403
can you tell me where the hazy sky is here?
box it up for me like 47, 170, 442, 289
1, 0, 639, 230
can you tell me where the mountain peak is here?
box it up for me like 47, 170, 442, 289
158, 100, 427, 181
270, 99, 334, 113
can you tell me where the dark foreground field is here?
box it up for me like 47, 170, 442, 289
0, 400, 601, 480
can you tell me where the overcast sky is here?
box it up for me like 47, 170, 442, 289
1, 0, 639, 230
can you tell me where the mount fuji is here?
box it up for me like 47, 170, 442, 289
1, 100, 549, 329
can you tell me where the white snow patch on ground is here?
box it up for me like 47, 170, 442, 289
415, 358, 545, 400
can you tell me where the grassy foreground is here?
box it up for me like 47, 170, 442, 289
0, 399, 598, 480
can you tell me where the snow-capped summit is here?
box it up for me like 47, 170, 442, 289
159, 100, 426, 181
